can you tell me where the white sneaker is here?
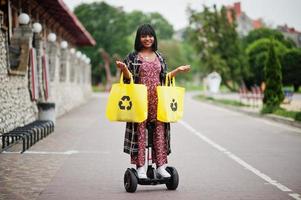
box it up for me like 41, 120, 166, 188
157, 165, 171, 178
137, 166, 147, 179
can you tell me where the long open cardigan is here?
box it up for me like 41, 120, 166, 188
122, 51, 171, 156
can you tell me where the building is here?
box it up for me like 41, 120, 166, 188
226, 2, 264, 36
0, 0, 95, 135
277, 24, 301, 48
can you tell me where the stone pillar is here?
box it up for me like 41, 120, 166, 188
33, 33, 45, 101
85, 64, 89, 85
65, 49, 71, 83
81, 62, 86, 86
0, 27, 8, 76
87, 64, 91, 86
69, 52, 75, 83
76, 58, 81, 84
0, 28, 8, 134
73, 57, 77, 84
48, 42, 58, 82
80, 61, 85, 85
59, 48, 70, 83
84, 63, 90, 85
47, 41, 60, 102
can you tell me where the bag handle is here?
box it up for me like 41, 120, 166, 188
165, 73, 175, 87
120, 72, 133, 85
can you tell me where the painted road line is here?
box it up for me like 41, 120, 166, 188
2, 150, 110, 155
289, 194, 301, 200
179, 120, 300, 200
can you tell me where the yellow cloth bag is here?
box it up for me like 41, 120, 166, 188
157, 75, 185, 123
106, 73, 148, 122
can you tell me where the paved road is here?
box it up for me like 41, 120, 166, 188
0, 93, 301, 200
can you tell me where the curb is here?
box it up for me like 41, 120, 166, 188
197, 98, 301, 129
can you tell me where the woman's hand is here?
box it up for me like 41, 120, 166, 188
177, 65, 191, 73
115, 60, 132, 79
116, 60, 127, 70
169, 65, 191, 78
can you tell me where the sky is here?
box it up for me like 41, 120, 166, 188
63, 0, 301, 31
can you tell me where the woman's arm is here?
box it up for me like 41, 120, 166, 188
116, 60, 132, 79
169, 65, 191, 78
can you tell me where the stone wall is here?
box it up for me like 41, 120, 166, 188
0, 26, 92, 136
0, 28, 37, 134
46, 42, 92, 118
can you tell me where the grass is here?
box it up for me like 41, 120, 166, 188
178, 82, 236, 92
196, 94, 247, 107
272, 108, 301, 122
196, 94, 301, 122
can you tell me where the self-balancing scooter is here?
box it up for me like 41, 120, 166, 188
124, 122, 179, 193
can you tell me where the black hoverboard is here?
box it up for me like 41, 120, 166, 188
124, 122, 179, 193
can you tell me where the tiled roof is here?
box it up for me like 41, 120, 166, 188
38, 0, 96, 46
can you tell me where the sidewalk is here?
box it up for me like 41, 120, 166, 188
0, 94, 109, 200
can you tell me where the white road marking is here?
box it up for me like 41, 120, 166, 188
179, 120, 300, 200
289, 193, 301, 200
25, 150, 79, 155
2, 150, 110, 155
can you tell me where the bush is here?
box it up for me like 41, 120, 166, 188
261, 105, 278, 114
262, 39, 284, 113
295, 112, 301, 121
281, 49, 301, 92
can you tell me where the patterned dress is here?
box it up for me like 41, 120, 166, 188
130, 55, 168, 167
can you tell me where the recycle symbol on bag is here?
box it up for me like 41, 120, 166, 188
170, 98, 177, 112
118, 96, 132, 110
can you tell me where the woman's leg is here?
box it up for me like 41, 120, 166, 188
131, 121, 146, 167
153, 121, 168, 167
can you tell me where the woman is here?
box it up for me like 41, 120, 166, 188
116, 24, 190, 179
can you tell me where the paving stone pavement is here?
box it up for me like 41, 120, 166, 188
0, 95, 98, 200
0, 154, 66, 200
1, 92, 300, 200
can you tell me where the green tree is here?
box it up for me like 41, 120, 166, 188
243, 28, 296, 49
281, 49, 301, 91
262, 40, 284, 113
127, 11, 174, 40
188, 5, 246, 90
127, 11, 149, 32
159, 40, 202, 81
148, 13, 174, 39
246, 38, 288, 85
74, 3, 174, 84
74, 2, 132, 84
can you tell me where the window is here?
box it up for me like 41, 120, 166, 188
0, 7, 9, 75
1, 2, 30, 75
